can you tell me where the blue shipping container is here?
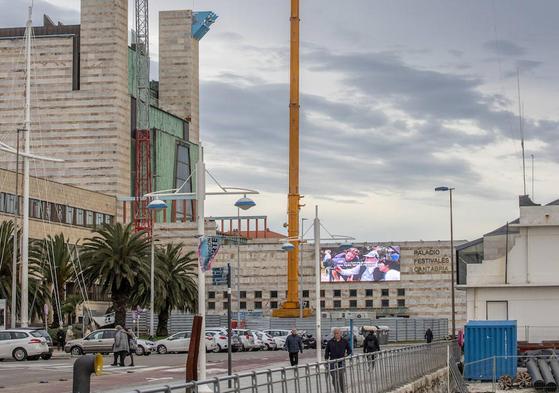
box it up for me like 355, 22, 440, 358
464, 320, 517, 380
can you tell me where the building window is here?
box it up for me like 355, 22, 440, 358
366, 300, 373, 308
349, 300, 357, 308
76, 208, 84, 226
349, 289, 357, 297
183, 122, 189, 141
30, 199, 41, 218
223, 302, 228, 310
270, 291, 278, 298
208, 302, 215, 310
66, 206, 74, 224
381, 289, 389, 297
366, 289, 373, 297
95, 213, 104, 227
104, 215, 112, 224
397, 299, 405, 307
175, 144, 193, 220
333, 300, 341, 308
52, 204, 64, 223
5, 194, 16, 214
208, 291, 215, 299
44, 202, 51, 220
0, 193, 5, 212
240, 291, 246, 299
86, 211, 94, 227
240, 301, 246, 310
320, 300, 325, 308
222, 291, 228, 299
320, 290, 325, 297
254, 291, 262, 298
302, 290, 309, 298
397, 288, 405, 297
254, 301, 262, 309
381, 299, 389, 308
333, 290, 341, 297
270, 301, 278, 309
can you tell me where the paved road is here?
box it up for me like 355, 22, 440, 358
0, 349, 320, 393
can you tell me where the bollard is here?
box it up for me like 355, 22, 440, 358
72, 353, 103, 393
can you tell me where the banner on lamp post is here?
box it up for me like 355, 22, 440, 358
198, 235, 221, 272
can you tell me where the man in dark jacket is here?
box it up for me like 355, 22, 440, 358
284, 329, 303, 366
56, 328, 66, 351
425, 328, 434, 344
325, 328, 352, 393
363, 330, 380, 369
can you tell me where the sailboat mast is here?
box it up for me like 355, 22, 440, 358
21, 5, 32, 328
517, 70, 527, 196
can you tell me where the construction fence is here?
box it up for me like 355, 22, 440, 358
125, 341, 462, 393
126, 311, 448, 342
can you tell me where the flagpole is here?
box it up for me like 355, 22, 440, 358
196, 147, 206, 380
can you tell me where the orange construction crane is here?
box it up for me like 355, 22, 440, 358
273, 0, 312, 318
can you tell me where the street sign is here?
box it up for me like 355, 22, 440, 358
212, 267, 227, 285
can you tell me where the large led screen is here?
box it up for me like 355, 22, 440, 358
321, 245, 401, 282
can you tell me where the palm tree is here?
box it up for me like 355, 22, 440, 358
80, 223, 150, 326
154, 244, 197, 337
30, 234, 75, 328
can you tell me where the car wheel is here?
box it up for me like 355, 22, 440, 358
144, 351, 151, 356
265, 344, 272, 351
41, 353, 52, 360
157, 345, 168, 354
13, 348, 27, 361
213, 344, 221, 353
71, 346, 83, 356
136, 346, 145, 356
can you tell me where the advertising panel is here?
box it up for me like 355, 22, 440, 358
321, 245, 401, 283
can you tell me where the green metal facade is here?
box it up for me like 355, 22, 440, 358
128, 47, 199, 222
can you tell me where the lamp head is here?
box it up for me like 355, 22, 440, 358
435, 186, 450, 192
147, 199, 167, 210
281, 242, 295, 252
235, 196, 256, 211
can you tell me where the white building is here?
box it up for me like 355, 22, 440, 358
458, 196, 559, 343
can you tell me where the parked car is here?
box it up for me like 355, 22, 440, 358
156, 331, 217, 354
65, 328, 117, 355
300, 331, 317, 349
135, 338, 156, 356
249, 331, 265, 351
0, 329, 49, 361
254, 331, 277, 351
206, 328, 243, 352
232, 329, 256, 351
263, 329, 291, 349
18, 327, 53, 359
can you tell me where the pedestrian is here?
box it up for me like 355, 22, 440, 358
111, 325, 130, 367
126, 328, 137, 367
363, 329, 380, 369
425, 328, 433, 344
284, 329, 303, 366
325, 328, 352, 393
56, 327, 66, 351
66, 325, 74, 342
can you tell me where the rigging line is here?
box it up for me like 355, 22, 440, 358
73, 244, 94, 322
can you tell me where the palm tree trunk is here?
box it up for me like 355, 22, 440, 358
156, 303, 170, 337
112, 290, 128, 327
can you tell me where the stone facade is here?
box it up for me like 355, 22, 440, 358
158, 10, 200, 143
0, 0, 130, 200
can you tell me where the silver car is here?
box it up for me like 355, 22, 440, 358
232, 329, 256, 351
65, 329, 117, 355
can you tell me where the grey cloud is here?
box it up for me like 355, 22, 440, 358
483, 39, 526, 57
503, 59, 542, 78
0, 0, 79, 27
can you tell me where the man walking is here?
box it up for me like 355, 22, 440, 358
363, 329, 380, 369
425, 328, 434, 344
111, 325, 130, 366
325, 328, 352, 393
56, 327, 66, 352
284, 329, 303, 366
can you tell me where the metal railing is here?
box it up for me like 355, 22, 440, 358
126, 341, 456, 393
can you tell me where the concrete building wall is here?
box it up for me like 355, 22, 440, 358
158, 10, 200, 143
0, 0, 130, 201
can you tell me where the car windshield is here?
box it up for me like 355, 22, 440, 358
30, 330, 47, 338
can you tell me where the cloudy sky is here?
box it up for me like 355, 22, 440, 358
5, 0, 559, 242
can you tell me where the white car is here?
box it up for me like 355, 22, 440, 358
136, 338, 156, 356
263, 329, 290, 350
206, 330, 228, 352
250, 331, 265, 351
232, 329, 256, 351
255, 331, 277, 351
156, 331, 216, 354
0, 329, 49, 361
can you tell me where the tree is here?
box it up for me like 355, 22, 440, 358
61, 294, 82, 326
154, 244, 197, 337
30, 234, 75, 328
80, 223, 150, 326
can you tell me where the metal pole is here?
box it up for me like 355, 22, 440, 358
149, 223, 155, 338
314, 206, 321, 363
449, 189, 456, 339
236, 207, 241, 324
227, 262, 232, 386
299, 218, 304, 319
196, 147, 207, 380
21, 6, 32, 328
531, 154, 535, 199
11, 129, 20, 328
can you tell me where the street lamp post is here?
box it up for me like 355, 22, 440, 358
146, 198, 166, 338
234, 196, 256, 324
313, 206, 321, 364
435, 186, 456, 339
299, 218, 307, 319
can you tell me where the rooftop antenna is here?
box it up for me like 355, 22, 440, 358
517, 69, 527, 196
